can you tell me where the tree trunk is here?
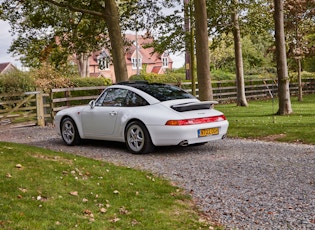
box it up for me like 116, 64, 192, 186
189, 0, 196, 96
184, 0, 192, 81
194, 0, 213, 101
297, 58, 303, 101
104, 0, 128, 83
77, 53, 89, 77
232, 0, 248, 107
191, 24, 196, 96
274, 0, 292, 115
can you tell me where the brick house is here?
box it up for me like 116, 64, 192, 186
0, 62, 17, 74
89, 34, 173, 82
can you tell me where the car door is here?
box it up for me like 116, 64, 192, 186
81, 88, 128, 139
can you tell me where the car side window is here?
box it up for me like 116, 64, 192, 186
125, 91, 149, 107
95, 88, 128, 107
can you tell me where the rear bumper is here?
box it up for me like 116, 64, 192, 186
148, 120, 229, 146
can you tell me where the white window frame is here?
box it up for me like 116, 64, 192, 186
99, 57, 110, 70
132, 58, 142, 69
97, 51, 110, 70
162, 57, 169, 68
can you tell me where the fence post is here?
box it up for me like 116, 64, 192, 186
50, 88, 55, 121
36, 90, 45, 126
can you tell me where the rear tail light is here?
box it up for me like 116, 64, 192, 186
165, 115, 226, 126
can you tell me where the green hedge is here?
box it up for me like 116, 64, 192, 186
129, 72, 186, 84
0, 69, 112, 94
70, 77, 112, 87
0, 70, 36, 94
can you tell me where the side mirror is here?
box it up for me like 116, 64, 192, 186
89, 100, 96, 108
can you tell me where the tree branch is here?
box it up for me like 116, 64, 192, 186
43, 0, 104, 18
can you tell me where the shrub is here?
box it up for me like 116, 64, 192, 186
211, 70, 235, 81
129, 72, 185, 84
70, 77, 112, 87
30, 64, 112, 91
29, 64, 71, 91
289, 71, 315, 82
0, 63, 112, 95
0, 70, 35, 94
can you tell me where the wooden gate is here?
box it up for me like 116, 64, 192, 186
0, 91, 45, 127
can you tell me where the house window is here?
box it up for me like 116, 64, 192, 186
132, 58, 142, 69
162, 51, 169, 68
162, 57, 169, 67
97, 51, 110, 70
98, 57, 110, 70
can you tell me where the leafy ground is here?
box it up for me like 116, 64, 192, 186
217, 94, 315, 145
0, 143, 215, 229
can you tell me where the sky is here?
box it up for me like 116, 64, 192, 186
0, 20, 185, 70
0, 20, 22, 68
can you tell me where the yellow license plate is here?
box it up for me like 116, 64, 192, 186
198, 127, 219, 137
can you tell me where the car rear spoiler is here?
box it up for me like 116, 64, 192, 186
171, 101, 219, 112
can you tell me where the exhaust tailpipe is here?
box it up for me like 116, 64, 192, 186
178, 140, 189, 146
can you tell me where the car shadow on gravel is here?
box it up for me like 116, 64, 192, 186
33, 137, 220, 157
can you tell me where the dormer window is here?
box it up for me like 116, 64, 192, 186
132, 58, 142, 69
97, 51, 110, 70
162, 51, 169, 68
162, 57, 168, 67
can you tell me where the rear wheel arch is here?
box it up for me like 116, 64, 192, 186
124, 119, 154, 154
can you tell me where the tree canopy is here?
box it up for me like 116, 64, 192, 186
1, 0, 315, 110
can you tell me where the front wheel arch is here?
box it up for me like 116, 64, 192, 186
60, 116, 81, 146
124, 120, 154, 154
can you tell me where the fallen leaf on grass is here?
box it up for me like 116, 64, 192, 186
6, 173, 12, 178
119, 206, 129, 215
131, 219, 140, 226
146, 175, 155, 181
15, 164, 22, 169
100, 208, 107, 213
83, 209, 92, 215
69, 191, 78, 196
18, 188, 27, 193
110, 217, 120, 223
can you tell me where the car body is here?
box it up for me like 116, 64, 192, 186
54, 81, 229, 154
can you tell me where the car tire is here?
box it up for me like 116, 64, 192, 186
125, 121, 154, 154
61, 117, 81, 146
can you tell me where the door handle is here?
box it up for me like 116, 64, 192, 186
109, 111, 117, 116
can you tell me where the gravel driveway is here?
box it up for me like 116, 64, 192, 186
0, 125, 314, 229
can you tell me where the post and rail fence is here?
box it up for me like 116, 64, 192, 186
0, 78, 314, 127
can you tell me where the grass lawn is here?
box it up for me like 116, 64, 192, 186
217, 94, 315, 145
0, 143, 215, 229
1, 94, 313, 229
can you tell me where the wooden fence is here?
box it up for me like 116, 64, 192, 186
0, 91, 46, 127
182, 78, 315, 102
0, 78, 314, 127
